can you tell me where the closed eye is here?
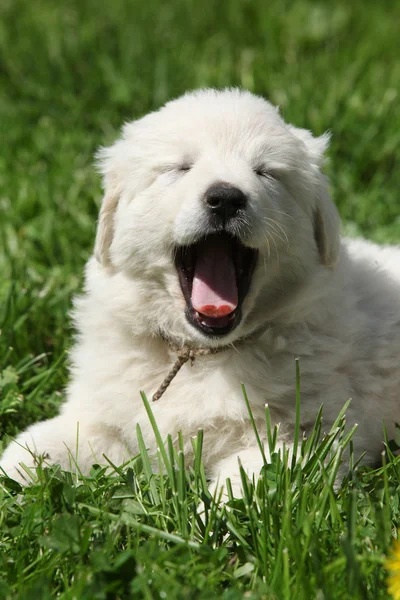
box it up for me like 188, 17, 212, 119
178, 164, 192, 172
254, 166, 275, 180
159, 162, 193, 174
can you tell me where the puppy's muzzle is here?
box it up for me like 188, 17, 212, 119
204, 182, 247, 227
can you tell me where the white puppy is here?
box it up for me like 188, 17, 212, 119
2, 89, 400, 494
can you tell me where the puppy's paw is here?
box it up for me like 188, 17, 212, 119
0, 444, 45, 485
0, 416, 72, 485
209, 446, 266, 504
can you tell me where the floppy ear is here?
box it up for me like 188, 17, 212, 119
93, 142, 123, 267
94, 178, 120, 266
288, 126, 340, 267
313, 178, 340, 267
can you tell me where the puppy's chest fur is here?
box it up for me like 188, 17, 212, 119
92, 325, 393, 468
69, 324, 339, 453
133, 338, 301, 465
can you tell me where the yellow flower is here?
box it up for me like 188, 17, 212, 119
386, 540, 400, 600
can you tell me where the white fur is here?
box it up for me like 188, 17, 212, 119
2, 89, 400, 496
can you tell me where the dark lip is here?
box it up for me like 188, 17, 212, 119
174, 233, 258, 337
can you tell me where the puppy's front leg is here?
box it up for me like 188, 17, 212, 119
209, 445, 278, 500
0, 415, 130, 484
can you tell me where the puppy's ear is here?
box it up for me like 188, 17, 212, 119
94, 179, 120, 266
288, 126, 340, 267
94, 143, 122, 267
313, 179, 340, 267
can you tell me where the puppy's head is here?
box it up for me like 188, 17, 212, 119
94, 89, 340, 345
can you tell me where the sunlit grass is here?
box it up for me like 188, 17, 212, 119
1, 386, 399, 599
1, 0, 400, 597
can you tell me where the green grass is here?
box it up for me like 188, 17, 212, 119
1, 0, 400, 597
2, 391, 400, 599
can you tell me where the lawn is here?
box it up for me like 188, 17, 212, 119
1, 0, 400, 598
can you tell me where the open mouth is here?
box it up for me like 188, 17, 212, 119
174, 233, 258, 337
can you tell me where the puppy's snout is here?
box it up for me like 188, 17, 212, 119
204, 182, 247, 223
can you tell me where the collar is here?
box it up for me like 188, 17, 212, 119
153, 325, 268, 401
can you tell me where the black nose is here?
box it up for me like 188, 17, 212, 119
204, 182, 247, 223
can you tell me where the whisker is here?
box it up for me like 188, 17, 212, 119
267, 231, 280, 273
263, 217, 289, 244
263, 232, 271, 261
231, 214, 252, 238
265, 226, 288, 247
263, 254, 268, 276
268, 231, 279, 256
265, 208, 294, 220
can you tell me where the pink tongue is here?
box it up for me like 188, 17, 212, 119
191, 237, 238, 318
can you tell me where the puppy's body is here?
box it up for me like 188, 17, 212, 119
2, 90, 399, 491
